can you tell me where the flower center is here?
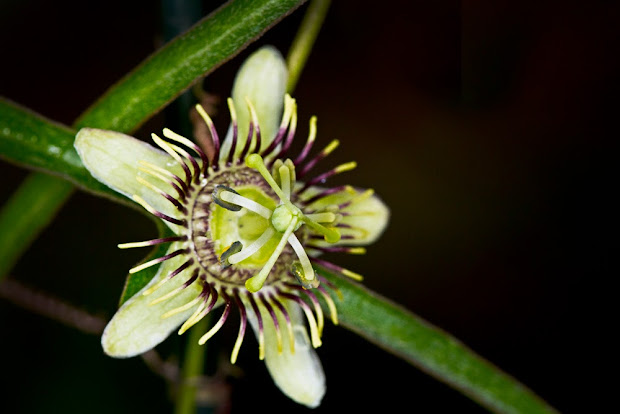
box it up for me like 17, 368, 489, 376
208, 153, 342, 292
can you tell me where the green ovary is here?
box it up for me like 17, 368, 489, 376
210, 186, 279, 269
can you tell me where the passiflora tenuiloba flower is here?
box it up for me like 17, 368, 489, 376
75, 46, 389, 407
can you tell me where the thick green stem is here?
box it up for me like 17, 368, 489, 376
0, 174, 74, 279
286, 0, 331, 93
174, 317, 210, 414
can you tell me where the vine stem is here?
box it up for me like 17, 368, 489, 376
286, 0, 331, 93
0, 173, 74, 280
174, 316, 210, 414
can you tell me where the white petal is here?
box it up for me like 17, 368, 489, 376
101, 243, 201, 357
248, 299, 326, 408
304, 186, 390, 246
75, 128, 185, 232
220, 46, 288, 161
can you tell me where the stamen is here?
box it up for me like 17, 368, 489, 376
161, 296, 201, 319
287, 234, 316, 284
280, 293, 322, 348
269, 293, 295, 353
245, 97, 261, 155
261, 94, 295, 157
129, 248, 186, 274
293, 116, 317, 165
219, 191, 272, 219
230, 291, 247, 364
164, 140, 201, 183
312, 258, 364, 281
303, 289, 325, 336
138, 160, 188, 197
246, 154, 288, 203
149, 269, 198, 305
300, 185, 353, 206
117, 236, 185, 249
305, 212, 337, 223
339, 188, 375, 210
198, 293, 231, 345
299, 216, 340, 243
220, 241, 243, 268
308, 246, 367, 255
238, 103, 255, 162
317, 285, 339, 325
245, 218, 298, 292
228, 227, 275, 265
179, 285, 216, 334
315, 273, 343, 300
141, 259, 193, 295
279, 165, 291, 200
260, 293, 283, 353
291, 261, 320, 289
300, 161, 357, 193
195, 104, 221, 165
136, 176, 186, 212
211, 185, 242, 212
247, 293, 265, 360
151, 133, 192, 186
270, 99, 297, 164
132, 195, 186, 226
162, 127, 209, 175
298, 139, 340, 178
226, 98, 238, 165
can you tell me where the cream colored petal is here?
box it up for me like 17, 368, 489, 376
75, 128, 186, 232
303, 186, 390, 246
248, 298, 325, 408
220, 46, 288, 162
101, 243, 202, 358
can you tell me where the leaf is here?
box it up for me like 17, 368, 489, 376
0, 99, 122, 201
75, 0, 307, 133
321, 270, 559, 414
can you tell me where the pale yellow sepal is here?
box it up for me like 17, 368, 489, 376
75, 128, 185, 232
248, 299, 326, 408
101, 243, 202, 357
220, 46, 288, 161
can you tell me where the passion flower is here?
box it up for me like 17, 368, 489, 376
75, 46, 388, 407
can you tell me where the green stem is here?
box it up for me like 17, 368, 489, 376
326, 273, 559, 414
285, 0, 331, 93
0, 173, 74, 279
76, 0, 307, 133
174, 316, 210, 414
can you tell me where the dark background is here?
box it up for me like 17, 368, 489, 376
0, 1, 616, 413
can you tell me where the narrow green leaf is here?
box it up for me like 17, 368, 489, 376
75, 0, 307, 133
0, 99, 123, 201
324, 272, 559, 414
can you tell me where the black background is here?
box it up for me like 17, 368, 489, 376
0, 1, 616, 413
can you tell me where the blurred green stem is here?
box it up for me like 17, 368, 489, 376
175, 316, 210, 414
286, 0, 331, 93
0, 174, 73, 279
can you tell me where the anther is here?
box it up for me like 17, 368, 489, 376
220, 241, 243, 268
212, 185, 242, 212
